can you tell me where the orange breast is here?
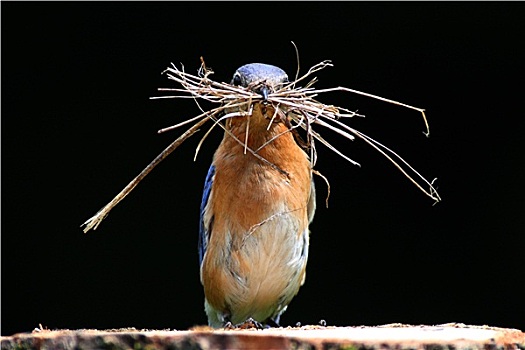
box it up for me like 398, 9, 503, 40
201, 104, 313, 322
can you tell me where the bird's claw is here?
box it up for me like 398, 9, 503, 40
222, 317, 265, 330
238, 317, 265, 329
223, 321, 235, 330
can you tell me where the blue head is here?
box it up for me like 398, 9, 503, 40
231, 63, 289, 100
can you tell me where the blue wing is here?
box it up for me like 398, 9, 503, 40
199, 164, 215, 266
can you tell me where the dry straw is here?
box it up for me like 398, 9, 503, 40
82, 57, 440, 233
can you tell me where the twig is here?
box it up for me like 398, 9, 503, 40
81, 116, 209, 232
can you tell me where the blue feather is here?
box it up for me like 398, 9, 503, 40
199, 164, 215, 266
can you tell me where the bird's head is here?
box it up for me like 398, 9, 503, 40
224, 63, 300, 149
231, 63, 289, 101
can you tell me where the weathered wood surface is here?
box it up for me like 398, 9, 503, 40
2, 323, 524, 350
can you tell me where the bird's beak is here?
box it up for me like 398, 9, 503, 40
258, 86, 270, 101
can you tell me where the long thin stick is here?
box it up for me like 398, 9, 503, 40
81, 116, 209, 233
312, 86, 430, 136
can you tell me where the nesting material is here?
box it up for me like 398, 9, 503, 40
82, 58, 440, 233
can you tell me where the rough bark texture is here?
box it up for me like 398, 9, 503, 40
2, 324, 524, 350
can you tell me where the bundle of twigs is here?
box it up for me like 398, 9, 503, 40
81, 58, 440, 233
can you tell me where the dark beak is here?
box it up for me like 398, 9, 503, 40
258, 86, 270, 101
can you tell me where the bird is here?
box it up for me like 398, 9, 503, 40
198, 63, 316, 328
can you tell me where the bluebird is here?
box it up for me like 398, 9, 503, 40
198, 63, 316, 328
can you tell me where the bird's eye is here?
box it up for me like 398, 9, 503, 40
232, 73, 242, 86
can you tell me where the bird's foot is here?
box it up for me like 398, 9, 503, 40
222, 317, 265, 330
223, 321, 236, 330
237, 317, 265, 330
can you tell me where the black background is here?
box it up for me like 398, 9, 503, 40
3, 3, 524, 336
